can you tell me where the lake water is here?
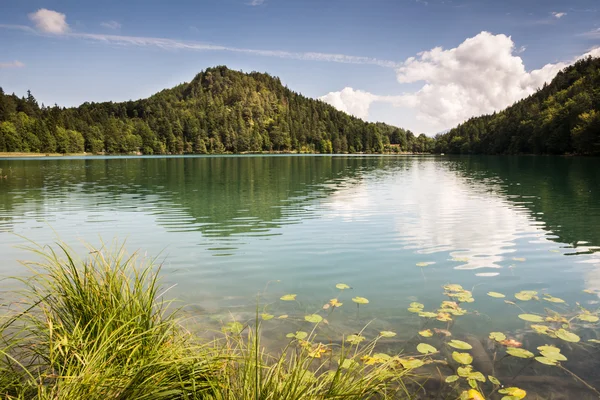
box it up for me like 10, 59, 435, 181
1, 155, 600, 396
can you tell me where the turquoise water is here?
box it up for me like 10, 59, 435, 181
1, 155, 600, 396
1, 155, 598, 308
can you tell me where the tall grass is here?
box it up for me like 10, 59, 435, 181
0, 241, 411, 399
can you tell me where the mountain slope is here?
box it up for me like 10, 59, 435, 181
0, 66, 433, 155
435, 56, 600, 155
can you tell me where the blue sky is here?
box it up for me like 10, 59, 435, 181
1, 0, 599, 134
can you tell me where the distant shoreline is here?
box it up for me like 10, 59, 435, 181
0, 151, 431, 158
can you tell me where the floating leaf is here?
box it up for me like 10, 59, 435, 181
380, 330, 397, 338
410, 302, 425, 309
504, 300, 516, 305
286, 331, 308, 340
352, 297, 369, 304
589, 339, 600, 343
444, 284, 463, 291
538, 345, 560, 353
322, 304, 331, 310
515, 292, 533, 301
543, 295, 565, 303
556, 329, 580, 343
416, 261, 435, 267
468, 371, 486, 382
417, 343, 437, 354
518, 314, 544, 322
535, 356, 557, 366
578, 314, 599, 323
531, 324, 552, 335
448, 340, 473, 350
304, 314, 323, 324
489, 332, 506, 342
261, 313, 274, 321
465, 389, 485, 400
457, 366, 472, 377
436, 312, 453, 322
489, 375, 501, 385
434, 328, 452, 337
277, 314, 288, 319
329, 298, 343, 308
419, 311, 438, 318
346, 334, 365, 345
445, 375, 460, 383
583, 289, 595, 294
540, 351, 567, 361
408, 307, 422, 313
419, 329, 433, 337
506, 347, 534, 358
488, 291, 506, 298
400, 358, 424, 369
452, 352, 473, 365
222, 321, 244, 334
280, 294, 297, 301
499, 387, 527, 399
512, 257, 526, 262
336, 283, 350, 290
499, 339, 523, 347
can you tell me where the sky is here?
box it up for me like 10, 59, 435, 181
0, 0, 599, 135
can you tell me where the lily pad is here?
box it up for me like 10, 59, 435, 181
452, 351, 473, 365
352, 296, 369, 304
487, 291, 506, 298
280, 294, 297, 301
506, 347, 534, 358
535, 356, 558, 366
543, 295, 565, 303
261, 313, 274, 321
540, 351, 567, 361
578, 314, 599, 323
468, 371, 486, 382
277, 314, 288, 319
489, 375, 501, 385
336, 283, 350, 290
286, 331, 308, 340
499, 387, 527, 399
410, 302, 425, 309
538, 345, 561, 353
419, 311, 438, 318
346, 334, 365, 345
589, 339, 600, 343
222, 321, 244, 334
416, 261, 435, 267
489, 332, 506, 341
380, 330, 397, 338
417, 343, 437, 354
400, 358, 425, 369
304, 314, 323, 324
445, 375, 459, 383
518, 314, 544, 322
448, 340, 473, 350
556, 329, 580, 343
419, 329, 433, 337
329, 298, 343, 307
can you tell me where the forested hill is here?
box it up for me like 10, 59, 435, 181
435, 56, 600, 155
0, 66, 433, 155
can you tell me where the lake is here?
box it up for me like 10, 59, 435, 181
1, 155, 600, 397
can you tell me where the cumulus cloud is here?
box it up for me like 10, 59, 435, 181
552, 11, 567, 18
321, 31, 600, 132
248, 0, 265, 5
100, 20, 121, 30
28, 8, 69, 34
319, 88, 378, 119
0, 60, 25, 68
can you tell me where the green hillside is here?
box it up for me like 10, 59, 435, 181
435, 56, 600, 155
0, 66, 433, 155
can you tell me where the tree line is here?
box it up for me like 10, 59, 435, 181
0, 66, 434, 155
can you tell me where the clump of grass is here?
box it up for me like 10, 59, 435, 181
4, 240, 219, 399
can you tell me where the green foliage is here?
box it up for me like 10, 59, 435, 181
0, 67, 426, 155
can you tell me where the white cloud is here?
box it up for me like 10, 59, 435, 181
0, 60, 25, 68
100, 20, 121, 30
28, 8, 69, 34
248, 0, 265, 5
321, 31, 600, 133
552, 11, 567, 18
319, 88, 377, 119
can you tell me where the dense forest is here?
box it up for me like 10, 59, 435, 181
0, 66, 434, 155
435, 56, 600, 155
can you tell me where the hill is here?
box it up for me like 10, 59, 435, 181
435, 56, 600, 155
0, 66, 433, 155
